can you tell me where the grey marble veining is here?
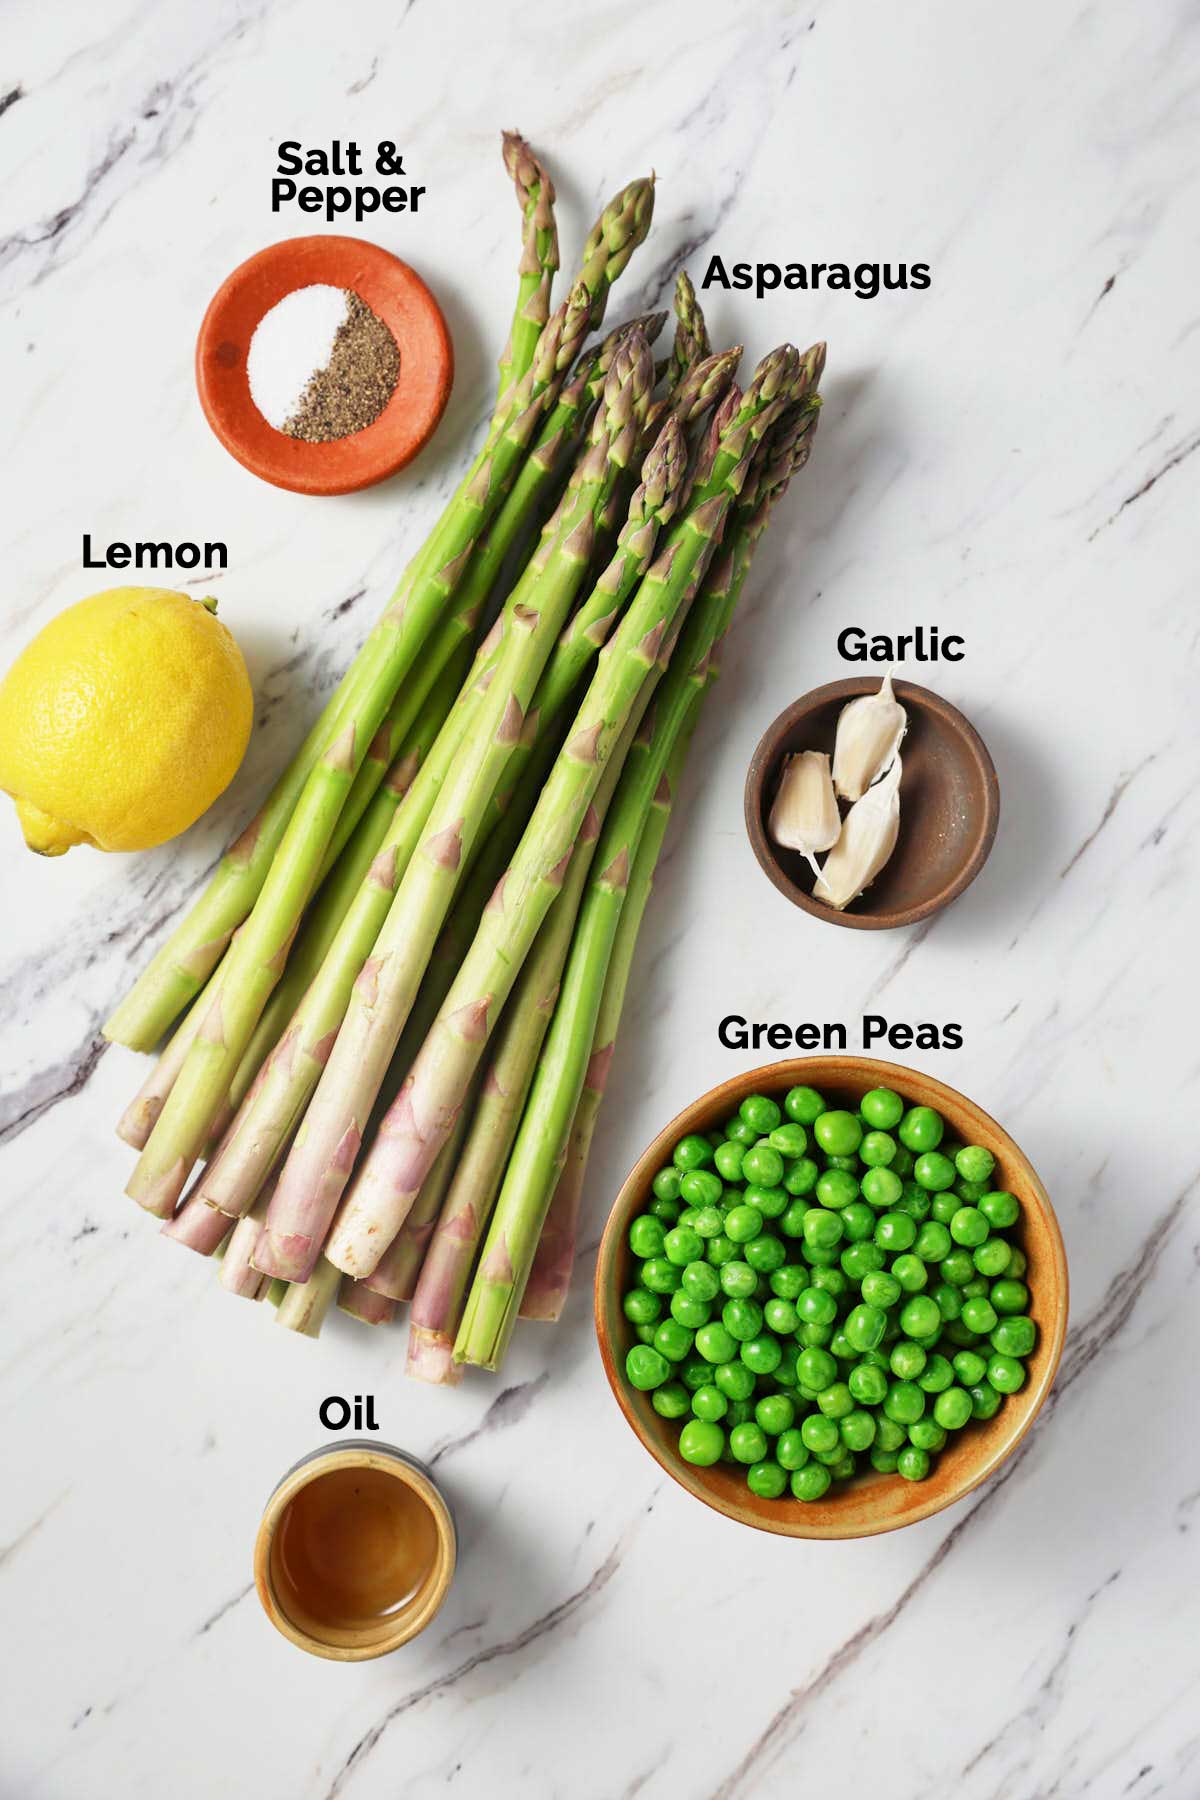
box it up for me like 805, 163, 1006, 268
2, 0, 1199, 1795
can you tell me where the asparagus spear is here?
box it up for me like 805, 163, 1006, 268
322, 349, 799, 1279
217, 1185, 273, 1298
467, 395, 825, 1353
107, 280, 596, 1058
668, 271, 710, 390
159, 1186, 232, 1256
494, 133, 558, 414
276, 1257, 341, 1337
124, 290, 599, 1215
254, 340, 656, 1281
360, 1096, 476, 1302
338, 1278, 397, 1325
405, 706, 644, 1382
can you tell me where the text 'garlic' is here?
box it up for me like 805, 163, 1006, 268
769, 750, 840, 877
832, 673, 906, 801
814, 756, 902, 910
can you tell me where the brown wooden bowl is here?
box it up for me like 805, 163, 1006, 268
744, 680, 999, 930
595, 1057, 1067, 1540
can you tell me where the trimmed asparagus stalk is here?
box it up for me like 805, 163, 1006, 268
276, 1257, 341, 1337
320, 350, 798, 1279
337, 1278, 397, 1326
362, 1070, 480, 1302
125, 289, 598, 1213
218, 1186, 273, 1297
494, 133, 558, 413
254, 340, 657, 1281
405, 707, 642, 1381
159, 1188, 231, 1256
117, 960, 229, 1150
456, 384, 826, 1365
106, 278, 597, 1056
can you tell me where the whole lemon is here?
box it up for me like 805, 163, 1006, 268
0, 586, 253, 855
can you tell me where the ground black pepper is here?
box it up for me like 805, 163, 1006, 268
283, 293, 401, 442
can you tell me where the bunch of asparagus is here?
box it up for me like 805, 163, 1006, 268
105, 134, 826, 1378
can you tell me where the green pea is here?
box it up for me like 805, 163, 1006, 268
741, 1144, 783, 1189
991, 1315, 1036, 1359
798, 1413, 837, 1455
680, 1354, 711, 1391
875, 1211, 916, 1253
684, 1264, 723, 1311
896, 1444, 931, 1481
676, 1208, 700, 1230
900, 1295, 941, 1339
848, 1363, 888, 1407
797, 1347, 837, 1391
930, 1190, 959, 1225
745, 1237, 786, 1276
633, 1323, 658, 1345
695, 1321, 737, 1364
826, 1153, 861, 1174
955, 1144, 995, 1184
712, 1142, 744, 1183
908, 1419, 947, 1453
784, 1157, 820, 1197
649, 1196, 681, 1223
858, 1270, 900, 1310
747, 1460, 788, 1499
741, 1334, 783, 1375
980, 1189, 1020, 1229
773, 1345, 800, 1388
811, 1267, 848, 1298
652, 1381, 690, 1420
778, 1201, 808, 1238
889, 1339, 926, 1382
663, 1225, 703, 1266
1006, 1247, 1028, 1279
917, 1352, 955, 1394
943, 1318, 984, 1347
674, 1133, 714, 1171
915, 1221, 952, 1262
952, 1349, 988, 1386
913, 1151, 956, 1192
838, 1202, 874, 1245
817, 1381, 855, 1421
790, 1463, 831, 1500
932, 1281, 962, 1322
706, 1233, 739, 1266
724, 1116, 758, 1146
950, 1206, 989, 1248
670, 1290, 711, 1329
933, 1386, 973, 1430
816, 1168, 860, 1210
653, 1319, 694, 1362
719, 1260, 757, 1299
770, 1263, 808, 1300
782, 1085, 822, 1125
814, 1110, 863, 1156
955, 1178, 989, 1204
746, 1183, 788, 1221
829, 1330, 857, 1362
883, 1381, 926, 1424
973, 1238, 1012, 1278
803, 1208, 844, 1251
722, 1299, 763, 1343
652, 1167, 682, 1202
861, 1165, 903, 1209
688, 1206, 722, 1241
895, 1187, 932, 1223
840, 1241, 883, 1282
899, 1106, 944, 1153
860, 1086, 904, 1129
626, 1345, 670, 1389
775, 1428, 809, 1471
868, 1415, 903, 1454
961, 1296, 998, 1335
969, 1380, 1003, 1419
871, 1447, 900, 1473
891, 1253, 928, 1293
749, 1395, 790, 1437
804, 1243, 839, 1268
797, 1328, 832, 1360
679, 1419, 725, 1465
828, 1453, 857, 1482
740, 1093, 782, 1134
712, 1360, 755, 1401
842, 1302, 885, 1353
691, 1383, 728, 1422
764, 1297, 800, 1336
623, 1288, 661, 1325
641, 1257, 683, 1294
628, 1215, 666, 1259
940, 1249, 976, 1286
722, 1204, 762, 1245
859, 1129, 897, 1169
769, 1122, 809, 1157
987, 1353, 1026, 1394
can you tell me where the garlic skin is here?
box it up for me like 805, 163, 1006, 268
814, 756, 902, 911
769, 750, 841, 878
832, 674, 907, 802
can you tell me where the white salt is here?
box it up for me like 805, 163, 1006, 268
247, 284, 350, 430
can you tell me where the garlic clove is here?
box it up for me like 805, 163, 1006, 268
814, 756, 902, 911
832, 674, 907, 802
769, 750, 841, 880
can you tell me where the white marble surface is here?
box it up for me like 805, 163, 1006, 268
2, 1, 1199, 1794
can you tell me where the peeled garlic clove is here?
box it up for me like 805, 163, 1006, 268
814, 756, 902, 911
832, 674, 907, 802
769, 750, 841, 878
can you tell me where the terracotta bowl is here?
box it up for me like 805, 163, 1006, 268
196, 236, 453, 495
595, 1057, 1067, 1539
745, 680, 999, 930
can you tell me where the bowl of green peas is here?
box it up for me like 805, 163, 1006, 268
595, 1058, 1067, 1538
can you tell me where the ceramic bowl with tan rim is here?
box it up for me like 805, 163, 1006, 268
595, 1057, 1067, 1540
255, 1440, 455, 1660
